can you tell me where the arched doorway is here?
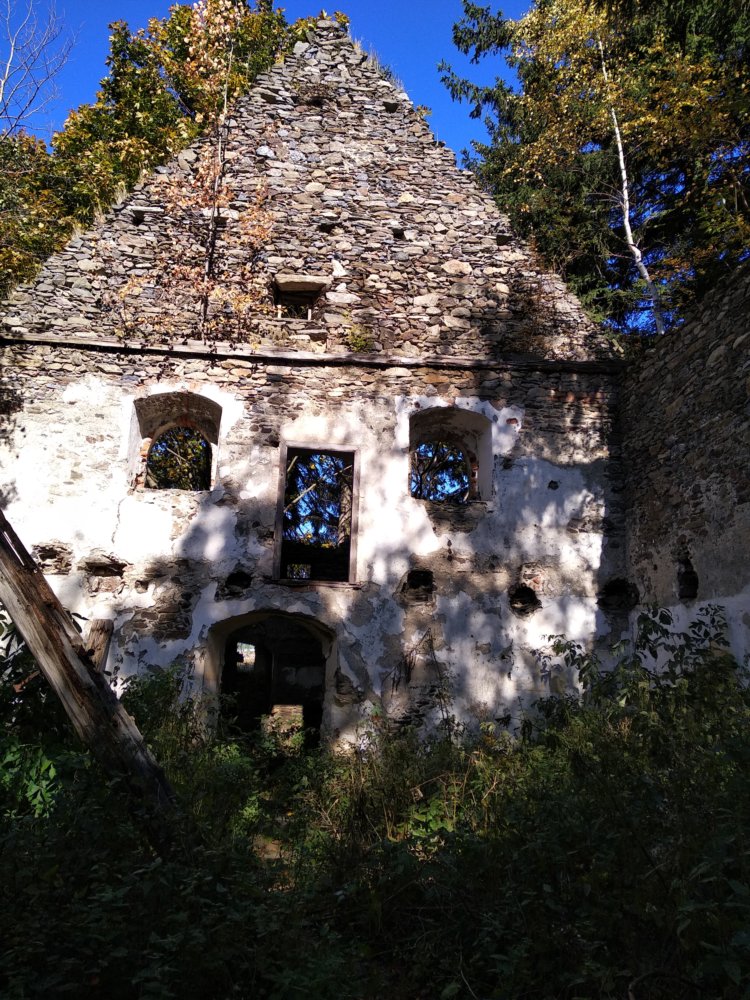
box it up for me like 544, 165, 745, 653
214, 612, 331, 742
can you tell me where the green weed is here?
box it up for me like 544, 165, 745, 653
1, 607, 749, 998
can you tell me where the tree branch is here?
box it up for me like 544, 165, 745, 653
597, 37, 665, 334
0, 0, 74, 137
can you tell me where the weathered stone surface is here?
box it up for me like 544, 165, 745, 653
0, 20, 650, 741
623, 262, 750, 651
0, 21, 614, 366
441, 260, 473, 277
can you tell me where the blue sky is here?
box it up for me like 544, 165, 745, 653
33, 0, 527, 156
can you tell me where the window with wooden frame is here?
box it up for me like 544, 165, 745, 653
274, 444, 358, 583
273, 273, 328, 320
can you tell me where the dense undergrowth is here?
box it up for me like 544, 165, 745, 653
1, 607, 750, 999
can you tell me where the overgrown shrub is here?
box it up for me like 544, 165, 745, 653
1, 606, 749, 998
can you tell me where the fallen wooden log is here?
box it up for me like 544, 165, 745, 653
0, 509, 177, 852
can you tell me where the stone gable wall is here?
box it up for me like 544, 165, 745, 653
1, 20, 614, 364
0, 20, 634, 737
623, 264, 750, 656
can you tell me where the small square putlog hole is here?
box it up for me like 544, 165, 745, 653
677, 558, 699, 600
402, 569, 435, 602
597, 578, 639, 611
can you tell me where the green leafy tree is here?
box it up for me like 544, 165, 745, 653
283, 450, 353, 548
145, 426, 212, 490
0, 1, 302, 296
53, 0, 290, 222
0, 0, 76, 296
0, 133, 76, 293
410, 441, 471, 502
442, 0, 750, 334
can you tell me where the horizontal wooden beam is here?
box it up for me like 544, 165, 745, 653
0, 330, 624, 375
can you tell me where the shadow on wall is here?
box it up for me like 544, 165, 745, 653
0, 378, 22, 508
83, 366, 629, 736
144, 402, 637, 740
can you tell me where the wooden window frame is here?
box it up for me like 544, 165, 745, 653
273, 441, 360, 586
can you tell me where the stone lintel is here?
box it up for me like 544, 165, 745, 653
274, 273, 330, 293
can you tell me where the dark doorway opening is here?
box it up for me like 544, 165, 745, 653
221, 614, 326, 744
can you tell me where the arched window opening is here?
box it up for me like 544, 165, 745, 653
409, 407, 492, 503
277, 446, 356, 583
221, 615, 327, 744
132, 391, 221, 491
410, 440, 473, 503
145, 426, 211, 490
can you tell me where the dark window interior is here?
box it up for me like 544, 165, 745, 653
145, 426, 211, 490
410, 440, 472, 503
280, 448, 354, 582
274, 287, 319, 319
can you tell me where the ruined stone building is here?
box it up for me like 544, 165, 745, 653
1, 20, 748, 741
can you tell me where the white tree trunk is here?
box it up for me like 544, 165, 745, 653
598, 38, 665, 335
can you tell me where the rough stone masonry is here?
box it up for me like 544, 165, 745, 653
0, 20, 745, 741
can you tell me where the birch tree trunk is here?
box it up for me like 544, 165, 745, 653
598, 38, 666, 335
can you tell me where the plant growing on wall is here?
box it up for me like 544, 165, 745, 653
106, 128, 273, 345
0, 1, 300, 298
101, 1, 290, 345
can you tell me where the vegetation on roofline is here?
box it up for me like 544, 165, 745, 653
0, 0, 746, 334
2, 603, 750, 997
0, 2, 349, 299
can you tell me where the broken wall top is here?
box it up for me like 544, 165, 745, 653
1, 20, 617, 364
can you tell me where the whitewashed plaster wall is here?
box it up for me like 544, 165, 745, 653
0, 17, 629, 740
0, 363, 624, 742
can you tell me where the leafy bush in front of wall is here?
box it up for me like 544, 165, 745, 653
1, 606, 750, 999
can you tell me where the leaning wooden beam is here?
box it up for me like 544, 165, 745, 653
0, 509, 176, 849
85, 618, 114, 672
